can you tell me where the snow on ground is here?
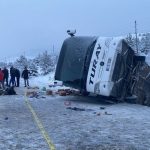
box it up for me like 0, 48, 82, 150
1, 75, 150, 150
146, 52, 150, 65
30, 73, 54, 89
29, 72, 66, 91
1, 87, 150, 150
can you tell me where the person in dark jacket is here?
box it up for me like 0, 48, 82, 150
2, 67, 9, 86
9, 66, 16, 87
22, 67, 29, 87
15, 68, 20, 87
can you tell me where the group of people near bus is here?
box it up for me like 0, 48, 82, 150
0, 66, 30, 89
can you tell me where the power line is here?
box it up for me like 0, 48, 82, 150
135, 20, 139, 53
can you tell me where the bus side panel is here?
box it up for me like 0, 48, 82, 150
86, 37, 120, 96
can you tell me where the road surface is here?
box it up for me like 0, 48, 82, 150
0, 87, 150, 150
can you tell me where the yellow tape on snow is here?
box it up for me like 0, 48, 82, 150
24, 89, 55, 150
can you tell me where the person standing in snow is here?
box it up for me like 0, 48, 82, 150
2, 67, 9, 86
0, 68, 4, 89
22, 67, 29, 87
9, 66, 16, 87
15, 68, 20, 87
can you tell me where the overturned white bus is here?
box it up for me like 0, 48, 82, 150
55, 36, 135, 99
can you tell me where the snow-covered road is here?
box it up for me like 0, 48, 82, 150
0, 87, 150, 150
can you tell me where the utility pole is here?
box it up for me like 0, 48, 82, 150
53, 45, 55, 54
135, 20, 138, 53
23, 51, 26, 57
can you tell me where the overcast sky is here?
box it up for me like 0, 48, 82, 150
0, 0, 150, 60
